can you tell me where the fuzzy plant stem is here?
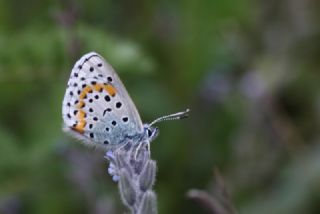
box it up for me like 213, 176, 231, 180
105, 145, 158, 214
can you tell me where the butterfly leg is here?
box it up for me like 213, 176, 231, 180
146, 140, 151, 157
134, 141, 143, 160
133, 140, 150, 160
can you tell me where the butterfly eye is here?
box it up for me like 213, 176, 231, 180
147, 128, 153, 137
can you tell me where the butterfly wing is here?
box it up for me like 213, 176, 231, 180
62, 52, 144, 148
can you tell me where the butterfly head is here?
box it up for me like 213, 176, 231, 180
143, 124, 159, 142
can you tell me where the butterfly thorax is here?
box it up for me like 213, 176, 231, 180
115, 124, 158, 147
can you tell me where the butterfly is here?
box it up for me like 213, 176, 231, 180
62, 52, 189, 151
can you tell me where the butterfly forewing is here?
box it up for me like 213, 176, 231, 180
62, 52, 144, 148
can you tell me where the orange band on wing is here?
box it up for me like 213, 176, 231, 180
77, 101, 85, 108
93, 84, 103, 91
104, 84, 116, 96
72, 120, 86, 134
79, 86, 93, 99
71, 83, 117, 134
77, 110, 86, 119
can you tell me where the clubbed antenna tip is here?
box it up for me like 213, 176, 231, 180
149, 108, 190, 126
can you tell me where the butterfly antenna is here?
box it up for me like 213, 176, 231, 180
149, 109, 190, 126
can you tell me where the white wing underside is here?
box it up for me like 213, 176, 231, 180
62, 52, 144, 148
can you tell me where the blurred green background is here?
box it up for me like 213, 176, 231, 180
1, 0, 320, 213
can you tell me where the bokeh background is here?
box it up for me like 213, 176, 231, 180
1, 0, 320, 213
